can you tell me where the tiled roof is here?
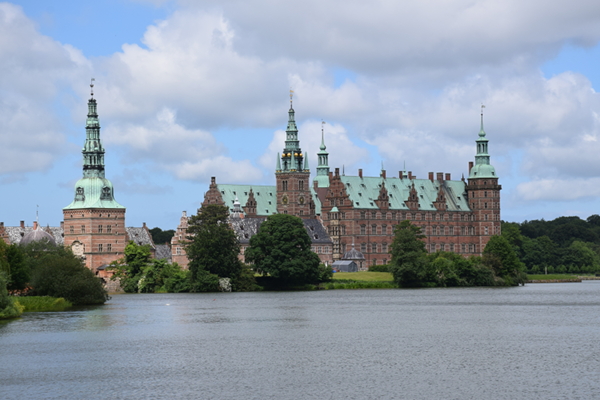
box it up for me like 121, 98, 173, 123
155, 244, 172, 261
217, 183, 323, 216
229, 217, 332, 245
3, 226, 64, 246
340, 176, 470, 211
125, 227, 155, 249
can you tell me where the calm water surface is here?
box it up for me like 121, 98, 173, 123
1, 282, 600, 399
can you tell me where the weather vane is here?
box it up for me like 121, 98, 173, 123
481, 104, 485, 114
90, 78, 95, 97
290, 88, 294, 106
321, 120, 326, 133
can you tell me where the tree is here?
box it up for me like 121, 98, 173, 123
388, 221, 432, 287
149, 227, 175, 245
23, 242, 108, 305
0, 272, 23, 319
110, 242, 191, 293
482, 235, 526, 285
186, 204, 242, 283
245, 214, 321, 285
6, 244, 29, 292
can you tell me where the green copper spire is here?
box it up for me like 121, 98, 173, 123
279, 90, 306, 172
82, 83, 105, 178
469, 105, 497, 179
276, 152, 281, 172
314, 121, 330, 188
64, 80, 124, 210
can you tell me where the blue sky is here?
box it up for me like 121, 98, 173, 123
3, 0, 600, 230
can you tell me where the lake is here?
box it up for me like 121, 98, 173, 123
1, 282, 600, 399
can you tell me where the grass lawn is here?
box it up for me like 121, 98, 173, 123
333, 271, 394, 282
527, 274, 579, 280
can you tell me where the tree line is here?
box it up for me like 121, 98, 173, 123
502, 215, 600, 274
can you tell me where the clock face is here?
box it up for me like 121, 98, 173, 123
299, 196, 305, 204
282, 195, 288, 204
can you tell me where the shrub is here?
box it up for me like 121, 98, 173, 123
16, 296, 72, 312
368, 264, 389, 272
0, 272, 24, 319
30, 253, 107, 305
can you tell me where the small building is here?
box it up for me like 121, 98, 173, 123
332, 260, 358, 272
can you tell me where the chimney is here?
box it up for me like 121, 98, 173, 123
335, 167, 340, 177
20, 220, 25, 228
143, 222, 147, 228
429, 172, 434, 181
399, 171, 403, 179
408, 171, 413, 179
359, 169, 363, 178
469, 162, 473, 174
445, 173, 451, 181
329, 171, 333, 179
211, 176, 216, 185
437, 172, 443, 181
0, 222, 3, 228
33, 221, 38, 230
60, 221, 64, 229
381, 170, 386, 179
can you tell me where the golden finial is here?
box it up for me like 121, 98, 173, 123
290, 88, 294, 107
90, 78, 95, 97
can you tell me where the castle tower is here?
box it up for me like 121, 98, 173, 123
63, 80, 127, 271
276, 93, 314, 218
466, 106, 501, 253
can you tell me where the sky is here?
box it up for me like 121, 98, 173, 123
3, 0, 600, 230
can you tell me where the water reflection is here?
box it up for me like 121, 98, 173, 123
1, 283, 599, 399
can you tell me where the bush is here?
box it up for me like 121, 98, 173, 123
0, 272, 24, 319
368, 264, 389, 272
189, 269, 220, 292
317, 263, 333, 282
16, 296, 72, 312
29, 253, 107, 305
231, 264, 259, 292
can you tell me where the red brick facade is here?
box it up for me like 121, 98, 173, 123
62, 208, 127, 272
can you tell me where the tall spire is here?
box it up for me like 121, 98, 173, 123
64, 80, 124, 210
469, 104, 497, 179
83, 78, 105, 179
315, 120, 330, 188
279, 90, 305, 172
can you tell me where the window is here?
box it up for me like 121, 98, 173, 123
372, 259, 377, 266
392, 212, 396, 220
107, 225, 112, 233
81, 225, 85, 234
450, 244, 455, 252
317, 246, 322, 254
360, 225, 366, 235
382, 243, 388, 253
299, 180, 304, 191
372, 243, 377, 252
461, 244, 466, 253
360, 211, 366, 219
484, 203, 488, 209
341, 225, 346, 235
372, 211, 377, 219
282, 180, 288, 191
98, 244, 103, 252
361, 243, 367, 252
485, 227, 489, 235
98, 225, 103, 233
485, 214, 488, 221
107, 244, 112, 252
449, 226, 454, 235
176, 246, 181, 255
371, 225, 377, 234
382, 224, 387, 234
69, 226, 74, 234
383, 259, 387, 265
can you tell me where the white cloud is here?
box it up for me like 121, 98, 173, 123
516, 177, 600, 201
104, 107, 262, 182
0, 3, 89, 178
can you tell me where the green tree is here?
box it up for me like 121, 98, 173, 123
245, 214, 321, 285
6, 245, 29, 292
186, 204, 242, 284
0, 272, 24, 319
23, 242, 107, 305
149, 227, 175, 244
389, 221, 432, 287
110, 241, 154, 293
482, 235, 526, 285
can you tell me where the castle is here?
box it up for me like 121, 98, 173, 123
1, 87, 501, 273
0, 83, 158, 279
172, 99, 501, 269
